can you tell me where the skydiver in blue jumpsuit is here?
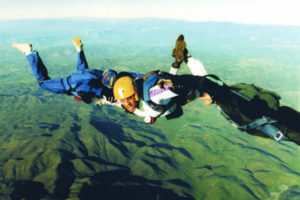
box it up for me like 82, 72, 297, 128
13, 38, 118, 106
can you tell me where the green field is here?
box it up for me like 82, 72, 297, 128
0, 19, 300, 200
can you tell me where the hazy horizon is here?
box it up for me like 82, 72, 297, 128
1, 0, 300, 26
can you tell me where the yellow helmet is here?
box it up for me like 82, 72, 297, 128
113, 76, 139, 101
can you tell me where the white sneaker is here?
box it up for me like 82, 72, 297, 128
12, 43, 32, 55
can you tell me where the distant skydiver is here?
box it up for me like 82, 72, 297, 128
113, 35, 300, 145
12, 38, 139, 107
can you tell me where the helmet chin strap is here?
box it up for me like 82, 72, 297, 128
134, 91, 139, 101
118, 88, 125, 99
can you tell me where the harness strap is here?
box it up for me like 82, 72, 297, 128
239, 117, 273, 130
217, 105, 288, 142
238, 117, 288, 141
217, 105, 239, 128
142, 70, 160, 80
206, 74, 224, 86
231, 90, 251, 101
258, 124, 286, 141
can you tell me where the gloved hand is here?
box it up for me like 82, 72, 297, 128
77, 91, 93, 104
102, 87, 115, 103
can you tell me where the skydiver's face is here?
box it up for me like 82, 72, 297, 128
120, 95, 137, 113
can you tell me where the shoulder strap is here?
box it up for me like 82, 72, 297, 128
142, 71, 161, 102
142, 70, 160, 80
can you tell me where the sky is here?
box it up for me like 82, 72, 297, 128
0, 0, 300, 25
